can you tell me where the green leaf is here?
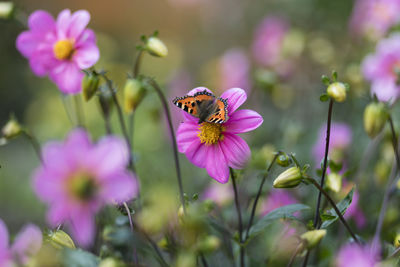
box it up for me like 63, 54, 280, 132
332, 70, 338, 81
249, 204, 310, 237
320, 213, 336, 221
320, 187, 355, 228
321, 75, 331, 86
329, 160, 343, 173
62, 249, 100, 267
320, 94, 329, 102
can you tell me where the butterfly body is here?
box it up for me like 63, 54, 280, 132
173, 90, 228, 124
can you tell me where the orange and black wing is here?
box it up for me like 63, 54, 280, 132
173, 95, 199, 117
205, 98, 228, 124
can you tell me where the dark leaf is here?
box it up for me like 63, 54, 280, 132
321, 187, 355, 228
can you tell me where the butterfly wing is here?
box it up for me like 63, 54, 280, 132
173, 95, 199, 117
205, 98, 228, 124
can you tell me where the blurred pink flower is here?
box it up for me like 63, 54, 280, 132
218, 48, 251, 93
260, 190, 298, 216
312, 122, 352, 164
201, 181, 234, 205
350, 0, 400, 40
362, 33, 400, 102
176, 87, 263, 183
33, 129, 138, 246
0, 219, 42, 266
336, 243, 380, 267
16, 9, 99, 94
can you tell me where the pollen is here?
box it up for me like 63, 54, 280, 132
53, 39, 75, 60
198, 122, 225, 145
66, 171, 98, 202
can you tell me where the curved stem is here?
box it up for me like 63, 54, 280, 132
144, 78, 185, 213
74, 94, 86, 128
199, 253, 209, 267
22, 131, 42, 162
133, 50, 144, 78
231, 168, 244, 267
245, 154, 279, 240
287, 243, 304, 267
122, 202, 138, 264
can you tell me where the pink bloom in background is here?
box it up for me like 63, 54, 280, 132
336, 243, 380, 267
350, 0, 400, 40
16, 9, 99, 94
33, 129, 138, 246
313, 122, 352, 164
362, 33, 400, 102
0, 219, 42, 266
218, 48, 251, 93
176, 87, 263, 183
260, 190, 298, 216
201, 181, 234, 206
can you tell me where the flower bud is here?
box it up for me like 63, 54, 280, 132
98, 87, 113, 118
82, 72, 100, 101
197, 235, 221, 253
300, 229, 326, 249
327, 82, 347, 102
325, 172, 342, 193
364, 102, 388, 138
276, 153, 292, 167
273, 167, 303, 188
146, 37, 168, 57
2, 117, 22, 139
394, 233, 400, 247
0, 2, 14, 19
46, 230, 76, 249
123, 78, 146, 113
99, 257, 126, 267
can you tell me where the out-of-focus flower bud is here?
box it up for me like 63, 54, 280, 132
325, 173, 342, 193
146, 37, 168, 57
158, 237, 168, 250
98, 87, 113, 119
176, 251, 196, 267
327, 82, 347, 102
364, 102, 388, 138
2, 117, 22, 139
394, 233, 400, 247
99, 257, 126, 267
0, 2, 14, 19
276, 152, 292, 167
46, 230, 76, 249
197, 235, 221, 253
82, 72, 100, 101
300, 229, 326, 249
282, 29, 305, 58
252, 144, 275, 170
123, 78, 146, 113
273, 167, 303, 188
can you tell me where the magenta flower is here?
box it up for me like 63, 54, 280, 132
362, 33, 400, 102
33, 129, 138, 246
201, 181, 234, 206
336, 243, 380, 267
260, 190, 298, 216
176, 87, 263, 183
16, 9, 99, 94
0, 219, 42, 266
350, 0, 400, 40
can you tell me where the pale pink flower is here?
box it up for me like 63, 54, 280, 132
201, 181, 233, 206
260, 190, 298, 216
336, 242, 380, 267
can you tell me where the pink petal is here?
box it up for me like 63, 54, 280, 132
41, 142, 70, 172
100, 171, 138, 203
220, 88, 247, 115
16, 32, 41, 58
0, 219, 9, 252
187, 87, 213, 96
186, 140, 209, 168
225, 109, 263, 133
49, 62, 84, 94
182, 111, 198, 122
220, 134, 250, 169
28, 10, 55, 34
73, 43, 99, 69
66, 10, 90, 39
176, 121, 199, 153
65, 128, 91, 150
47, 202, 68, 227
75, 29, 96, 47
56, 9, 72, 40
205, 143, 230, 183
69, 209, 95, 247
11, 225, 42, 265
33, 168, 64, 202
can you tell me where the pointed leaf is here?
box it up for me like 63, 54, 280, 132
320, 187, 355, 228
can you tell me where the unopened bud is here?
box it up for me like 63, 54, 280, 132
364, 102, 388, 138
300, 229, 326, 249
123, 78, 146, 113
2, 118, 22, 139
327, 82, 347, 102
325, 173, 342, 193
98, 87, 113, 118
82, 72, 100, 101
273, 167, 303, 188
394, 233, 400, 247
158, 237, 168, 250
276, 153, 291, 167
0, 2, 14, 19
46, 230, 76, 249
99, 257, 126, 267
146, 37, 168, 57
197, 235, 220, 253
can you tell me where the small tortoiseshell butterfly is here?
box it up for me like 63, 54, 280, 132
173, 90, 229, 124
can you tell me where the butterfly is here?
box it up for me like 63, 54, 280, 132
173, 90, 229, 124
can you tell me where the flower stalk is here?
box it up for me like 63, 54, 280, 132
230, 168, 244, 267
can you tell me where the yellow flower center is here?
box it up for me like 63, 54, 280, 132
53, 39, 75, 60
66, 171, 98, 201
198, 122, 224, 145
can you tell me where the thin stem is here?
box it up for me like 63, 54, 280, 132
307, 177, 359, 243
200, 253, 209, 267
122, 202, 138, 264
388, 245, 400, 258
61, 95, 74, 126
129, 113, 135, 167
231, 168, 244, 267
389, 115, 400, 173
22, 131, 42, 162
145, 78, 185, 213
245, 154, 279, 240
133, 50, 144, 78
74, 94, 86, 128
138, 227, 170, 267
287, 243, 304, 267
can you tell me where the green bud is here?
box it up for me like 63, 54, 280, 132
364, 102, 388, 138
0, 2, 14, 19
276, 153, 291, 167
46, 230, 76, 249
325, 172, 342, 193
394, 233, 400, 248
273, 167, 303, 188
99, 257, 126, 267
2, 117, 22, 139
197, 235, 221, 253
327, 82, 346, 102
82, 72, 100, 101
98, 87, 113, 118
146, 37, 168, 57
123, 78, 146, 113
176, 251, 196, 267
300, 229, 326, 249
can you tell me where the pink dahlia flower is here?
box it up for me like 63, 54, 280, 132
176, 87, 263, 183
260, 190, 298, 216
33, 129, 138, 246
201, 181, 234, 206
0, 219, 42, 266
362, 33, 400, 102
350, 0, 400, 40
16, 9, 99, 94
336, 243, 380, 267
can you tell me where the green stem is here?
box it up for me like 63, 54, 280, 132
22, 131, 42, 162
73, 94, 86, 128
230, 168, 244, 267
133, 50, 144, 78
